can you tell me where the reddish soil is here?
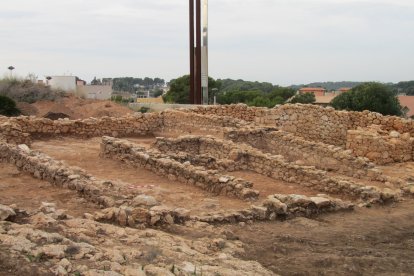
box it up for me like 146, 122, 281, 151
0, 163, 99, 217
230, 200, 414, 275
230, 171, 319, 198
379, 161, 414, 181
31, 137, 251, 215
31, 95, 133, 119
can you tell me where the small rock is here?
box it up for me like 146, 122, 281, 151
389, 131, 400, 138
132, 195, 159, 207
0, 204, 16, 221
53, 265, 67, 276
17, 144, 30, 153
40, 202, 56, 214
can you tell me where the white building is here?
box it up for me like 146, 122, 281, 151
76, 85, 113, 100
49, 76, 77, 92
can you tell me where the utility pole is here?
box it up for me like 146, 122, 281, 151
189, 0, 208, 105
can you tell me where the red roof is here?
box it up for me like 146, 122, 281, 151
398, 96, 414, 117
299, 87, 326, 91
338, 87, 351, 92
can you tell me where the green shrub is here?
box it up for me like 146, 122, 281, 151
0, 95, 20, 116
0, 78, 64, 103
331, 82, 402, 116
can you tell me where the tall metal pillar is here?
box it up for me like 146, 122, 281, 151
201, 0, 209, 105
189, 0, 208, 105
195, 0, 202, 105
189, 0, 195, 104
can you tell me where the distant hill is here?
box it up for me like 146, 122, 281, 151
289, 82, 363, 91
216, 78, 414, 95
217, 78, 276, 93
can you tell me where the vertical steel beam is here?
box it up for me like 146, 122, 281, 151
189, 0, 195, 104
195, 0, 202, 104
201, 0, 209, 105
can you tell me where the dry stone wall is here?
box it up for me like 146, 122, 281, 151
224, 127, 382, 179
161, 110, 251, 137
185, 104, 414, 150
181, 104, 268, 122
153, 135, 399, 203
0, 113, 162, 143
100, 136, 260, 200
0, 141, 194, 228
347, 126, 414, 165
194, 194, 354, 224
0, 142, 110, 207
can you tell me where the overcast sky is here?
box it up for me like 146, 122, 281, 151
1, 0, 413, 86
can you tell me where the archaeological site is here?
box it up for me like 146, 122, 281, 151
1, 103, 414, 275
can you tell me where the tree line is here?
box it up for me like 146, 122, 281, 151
164, 75, 409, 117
163, 75, 315, 107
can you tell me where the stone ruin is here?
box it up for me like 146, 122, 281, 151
1, 103, 414, 275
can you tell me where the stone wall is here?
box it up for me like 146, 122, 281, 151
347, 126, 414, 165
0, 142, 110, 207
181, 104, 268, 122
0, 121, 31, 145
152, 135, 399, 204
184, 104, 414, 149
100, 136, 259, 200
225, 127, 378, 179
160, 110, 251, 137
0, 113, 162, 143
0, 141, 194, 228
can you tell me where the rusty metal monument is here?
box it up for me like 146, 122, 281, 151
189, 0, 208, 105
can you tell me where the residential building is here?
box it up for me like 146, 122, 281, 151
76, 85, 113, 100
48, 76, 77, 92
299, 87, 327, 97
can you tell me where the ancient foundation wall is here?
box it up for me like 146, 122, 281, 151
224, 128, 377, 178
160, 110, 250, 137
0, 113, 163, 144
0, 141, 193, 227
347, 127, 414, 165
100, 136, 259, 200
0, 142, 109, 206
179, 104, 268, 122
184, 104, 414, 148
152, 135, 398, 203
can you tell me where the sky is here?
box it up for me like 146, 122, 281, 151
1, 0, 413, 86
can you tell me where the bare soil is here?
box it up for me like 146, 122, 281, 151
30, 95, 133, 119
0, 163, 99, 217
31, 137, 251, 215
230, 200, 414, 275
230, 171, 319, 198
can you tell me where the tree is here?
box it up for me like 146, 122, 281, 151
153, 89, 164, 98
163, 75, 221, 104
330, 82, 402, 116
290, 92, 316, 104
0, 95, 20, 116
91, 77, 102, 85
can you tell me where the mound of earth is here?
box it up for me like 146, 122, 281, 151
16, 102, 38, 116
30, 95, 133, 119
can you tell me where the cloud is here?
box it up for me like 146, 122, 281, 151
0, 0, 413, 85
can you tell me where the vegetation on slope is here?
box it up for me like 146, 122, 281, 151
0, 95, 21, 116
331, 82, 403, 116
0, 77, 64, 104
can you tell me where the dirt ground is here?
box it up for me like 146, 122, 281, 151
28, 95, 133, 119
164, 200, 414, 275
3, 134, 414, 275
31, 137, 251, 216
26, 136, 414, 275
231, 200, 414, 275
0, 164, 99, 217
